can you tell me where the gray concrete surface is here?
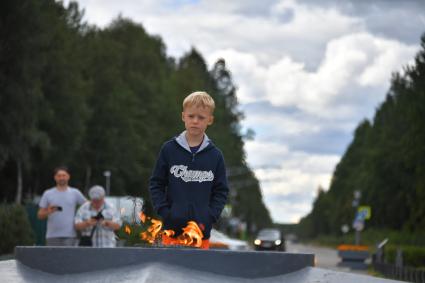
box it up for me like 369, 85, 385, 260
0, 245, 405, 282
0, 259, 405, 282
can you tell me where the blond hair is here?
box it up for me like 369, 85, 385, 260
183, 91, 215, 113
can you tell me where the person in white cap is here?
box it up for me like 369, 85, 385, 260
74, 185, 122, 247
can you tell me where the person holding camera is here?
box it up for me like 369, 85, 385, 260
38, 166, 87, 246
74, 185, 122, 247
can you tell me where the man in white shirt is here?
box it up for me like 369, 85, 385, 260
75, 185, 122, 247
37, 166, 87, 246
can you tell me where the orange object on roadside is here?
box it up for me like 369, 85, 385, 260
337, 244, 369, 251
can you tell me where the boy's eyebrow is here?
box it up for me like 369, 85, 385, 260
188, 114, 206, 119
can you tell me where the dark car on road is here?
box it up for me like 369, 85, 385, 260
253, 228, 285, 251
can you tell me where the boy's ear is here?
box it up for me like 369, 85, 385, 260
181, 112, 185, 122
208, 115, 214, 125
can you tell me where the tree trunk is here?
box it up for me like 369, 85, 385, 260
84, 165, 91, 194
15, 159, 23, 204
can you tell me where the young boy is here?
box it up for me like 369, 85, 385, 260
149, 91, 229, 249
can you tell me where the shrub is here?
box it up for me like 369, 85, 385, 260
385, 245, 425, 268
0, 203, 35, 255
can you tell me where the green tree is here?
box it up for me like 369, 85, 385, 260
0, 0, 51, 203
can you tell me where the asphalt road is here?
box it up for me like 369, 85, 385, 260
286, 241, 370, 275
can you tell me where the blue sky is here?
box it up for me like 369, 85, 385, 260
66, 0, 425, 223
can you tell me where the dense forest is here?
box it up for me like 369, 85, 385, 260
298, 34, 425, 238
0, 0, 272, 232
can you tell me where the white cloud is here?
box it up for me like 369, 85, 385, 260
244, 112, 321, 137
265, 197, 312, 223
208, 32, 417, 120
73, 0, 363, 66
207, 49, 267, 104
264, 33, 418, 118
243, 109, 355, 136
357, 38, 417, 86
270, 0, 364, 40
246, 140, 340, 223
245, 140, 289, 167
251, 148, 339, 195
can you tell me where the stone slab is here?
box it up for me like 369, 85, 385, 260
15, 246, 314, 278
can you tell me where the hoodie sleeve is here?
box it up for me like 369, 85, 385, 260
149, 145, 170, 218
209, 152, 229, 223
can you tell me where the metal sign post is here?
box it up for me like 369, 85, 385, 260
352, 205, 371, 245
103, 170, 111, 196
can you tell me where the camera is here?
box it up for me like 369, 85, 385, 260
92, 212, 104, 221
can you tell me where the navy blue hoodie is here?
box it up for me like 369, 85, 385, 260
149, 131, 229, 239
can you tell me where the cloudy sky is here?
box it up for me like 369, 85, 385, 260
65, 0, 425, 223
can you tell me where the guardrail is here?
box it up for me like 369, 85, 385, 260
373, 262, 425, 283
372, 238, 425, 283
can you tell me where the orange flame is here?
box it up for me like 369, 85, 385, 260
178, 221, 204, 247
139, 211, 146, 223
124, 225, 131, 235
138, 216, 204, 248
161, 221, 204, 248
163, 229, 175, 237
140, 218, 163, 244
